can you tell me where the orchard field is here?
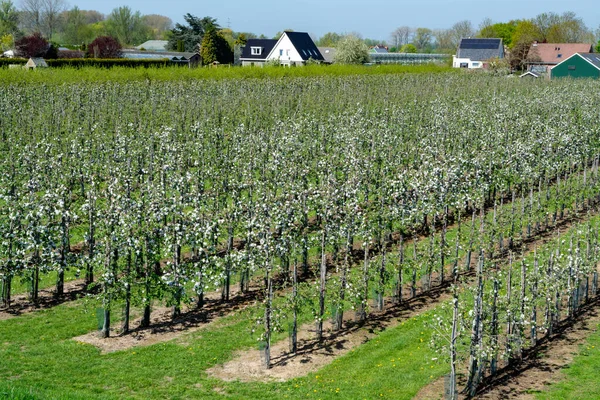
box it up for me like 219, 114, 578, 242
1, 66, 600, 399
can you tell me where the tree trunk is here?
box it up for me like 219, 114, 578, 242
317, 228, 327, 341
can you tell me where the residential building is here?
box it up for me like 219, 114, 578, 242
452, 38, 504, 69
526, 42, 593, 75
241, 32, 324, 67
240, 39, 278, 66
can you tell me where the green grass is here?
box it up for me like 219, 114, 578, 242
535, 323, 600, 400
0, 63, 453, 84
0, 291, 447, 400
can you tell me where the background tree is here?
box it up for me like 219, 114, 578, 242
1, 32, 13, 50
167, 14, 218, 52
390, 26, 412, 49
14, 30, 47, 56
332, 34, 369, 64
413, 27, 433, 52
449, 20, 474, 48
19, 0, 42, 34
478, 20, 517, 47
80, 9, 103, 24
434, 29, 455, 53
199, 26, 232, 65
143, 14, 172, 39
0, 0, 19, 36
400, 43, 417, 53
105, 6, 149, 45
60, 6, 94, 45
316, 31, 341, 47
87, 35, 121, 58
40, 0, 65, 39
544, 12, 593, 43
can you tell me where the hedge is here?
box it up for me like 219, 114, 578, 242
46, 58, 172, 68
0, 58, 28, 67
0, 58, 173, 68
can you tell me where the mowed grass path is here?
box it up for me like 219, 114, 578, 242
536, 322, 600, 400
0, 298, 446, 400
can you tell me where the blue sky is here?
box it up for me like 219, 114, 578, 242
73, 0, 599, 40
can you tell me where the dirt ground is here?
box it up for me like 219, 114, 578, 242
413, 296, 600, 400
73, 286, 255, 353
208, 285, 451, 382
0, 279, 90, 320
474, 298, 600, 400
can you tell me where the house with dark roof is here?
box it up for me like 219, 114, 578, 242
241, 32, 324, 67
551, 53, 600, 79
240, 39, 278, 66
268, 31, 324, 66
526, 42, 593, 75
452, 38, 504, 69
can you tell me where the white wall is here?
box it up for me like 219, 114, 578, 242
267, 34, 304, 65
452, 56, 484, 69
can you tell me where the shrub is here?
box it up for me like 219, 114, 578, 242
15, 32, 50, 58
87, 36, 122, 59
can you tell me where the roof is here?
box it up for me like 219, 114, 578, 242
527, 43, 593, 65
27, 58, 47, 67
318, 47, 336, 63
122, 50, 198, 60
550, 53, 600, 71
240, 39, 277, 60
519, 71, 539, 78
457, 38, 503, 61
370, 47, 389, 54
281, 32, 324, 61
135, 40, 169, 51
577, 53, 600, 70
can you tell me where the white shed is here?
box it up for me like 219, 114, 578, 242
25, 58, 48, 69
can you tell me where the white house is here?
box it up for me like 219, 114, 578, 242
267, 31, 324, 66
452, 38, 504, 69
241, 31, 324, 67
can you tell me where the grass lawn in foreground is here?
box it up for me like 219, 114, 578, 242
0, 295, 447, 400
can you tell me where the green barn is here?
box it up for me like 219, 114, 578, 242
551, 53, 600, 79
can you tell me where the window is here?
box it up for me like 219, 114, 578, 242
279, 49, 283, 56
251, 47, 262, 55
568, 65, 576, 70
472, 62, 480, 67
557, 54, 562, 58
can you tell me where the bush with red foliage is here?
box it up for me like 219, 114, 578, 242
15, 32, 50, 58
87, 36, 122, 59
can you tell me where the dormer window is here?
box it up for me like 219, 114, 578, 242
251, 47, 262, 55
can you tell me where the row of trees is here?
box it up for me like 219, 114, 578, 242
2, 74, 600, 368
0, 0, 172, 49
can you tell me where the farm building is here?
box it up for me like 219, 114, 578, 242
519, 71, 539, 79
371, 52, 449, 65
135, 40, 169, 51
241, 32, 324, 66
121, 50, 201, 67
452, 38, 504, 69
370, 45, 388, 54
526, 42, 593, 75
318, 47, 336, 63
240, 39, 278, 66
25, 58, 48, 69
551, 53, 600, 79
